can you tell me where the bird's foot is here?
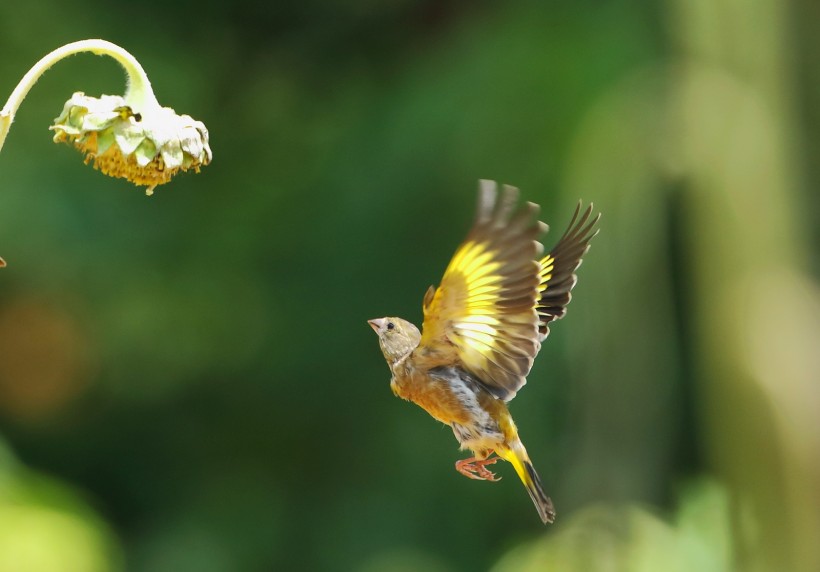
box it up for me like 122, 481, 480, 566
455, 455, 501, 482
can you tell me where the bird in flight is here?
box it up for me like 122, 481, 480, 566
369, 180, 599, 524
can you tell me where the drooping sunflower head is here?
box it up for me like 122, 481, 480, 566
50, 92, 211, 195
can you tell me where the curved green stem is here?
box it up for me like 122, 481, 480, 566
0, 39, 160, 154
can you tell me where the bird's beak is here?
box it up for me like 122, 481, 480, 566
368, 318, 385, 333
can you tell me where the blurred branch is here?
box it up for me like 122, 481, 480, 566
555, 1, 820, 570
671, 0, 820, 570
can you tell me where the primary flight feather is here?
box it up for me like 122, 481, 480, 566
369, 180, 599, 524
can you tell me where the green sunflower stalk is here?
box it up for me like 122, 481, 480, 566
0, 39, 212, 266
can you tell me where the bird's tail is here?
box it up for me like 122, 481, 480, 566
499, 440, 555, 524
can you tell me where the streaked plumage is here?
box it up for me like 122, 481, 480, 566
369, 180, 599, 524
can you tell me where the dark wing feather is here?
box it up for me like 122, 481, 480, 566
537, 202, 600, 339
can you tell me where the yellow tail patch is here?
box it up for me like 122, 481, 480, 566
500, 443, 556, 524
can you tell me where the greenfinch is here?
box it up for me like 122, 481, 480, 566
369, 180, 599, 524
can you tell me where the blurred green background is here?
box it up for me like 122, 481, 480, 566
1, 0, 819, 570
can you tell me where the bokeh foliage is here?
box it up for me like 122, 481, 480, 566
1, 0, 819, 570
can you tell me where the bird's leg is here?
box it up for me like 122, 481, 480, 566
455, 452, 501, 482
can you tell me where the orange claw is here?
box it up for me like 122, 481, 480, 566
0, 257, 5, 268
455, 456, 501, 482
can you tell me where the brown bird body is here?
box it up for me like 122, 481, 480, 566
369, 180, 599, 524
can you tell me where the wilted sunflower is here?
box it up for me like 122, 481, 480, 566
0, 39, 213, 265
50, 91, 212, 196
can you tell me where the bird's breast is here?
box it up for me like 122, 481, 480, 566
391, 363, 473, 426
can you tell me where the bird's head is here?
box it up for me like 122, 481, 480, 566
368, 317, 421, 365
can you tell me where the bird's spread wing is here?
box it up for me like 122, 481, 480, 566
537, 202, 600, 339
417, 180, 547, 402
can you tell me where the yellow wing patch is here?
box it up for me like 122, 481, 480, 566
418, 181, 546, 402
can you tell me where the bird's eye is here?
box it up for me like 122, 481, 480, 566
387, 322, 395, 330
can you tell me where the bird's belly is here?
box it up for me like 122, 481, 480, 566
432, 366, 507, 451
451, 422, 503, 454
395, 366, 506, 453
